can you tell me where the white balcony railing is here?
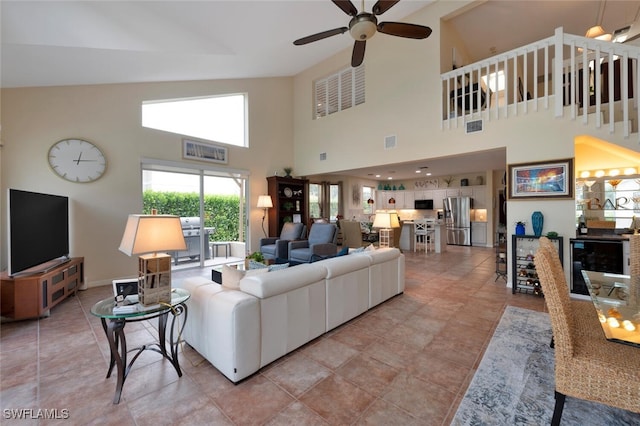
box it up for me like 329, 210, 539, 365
441, 27, 640, 141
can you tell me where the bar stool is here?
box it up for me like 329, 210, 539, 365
425, 218, 436, 252
414, 219, 428, 252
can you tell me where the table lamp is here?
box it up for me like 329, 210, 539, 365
373, 210, 400, 248
257, 195, 273, 237
118, 214, 186, 305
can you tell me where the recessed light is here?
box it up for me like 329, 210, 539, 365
415, 170, 421, 174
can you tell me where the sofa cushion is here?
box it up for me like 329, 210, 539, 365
321, 254, 370, 278
280, 222, 305, 240
308, 223, 337, 245
249, 260, 268, 269
364, 247, 400, 264
268, 262, 290, 271
240, 262, 327, 299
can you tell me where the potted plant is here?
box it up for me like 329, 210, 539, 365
245, 251, 265, 268
283, 167, 293, 178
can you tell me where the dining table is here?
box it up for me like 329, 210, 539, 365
581, 270, 640, 347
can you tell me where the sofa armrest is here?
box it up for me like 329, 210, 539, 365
288, 240, 308, 250
259, 237, 278, 247
274, 239, 290, 258
310, 243, 338, 257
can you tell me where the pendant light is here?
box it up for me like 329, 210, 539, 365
586, 0, 612, 41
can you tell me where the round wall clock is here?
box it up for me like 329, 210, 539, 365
48, 138, 107, 183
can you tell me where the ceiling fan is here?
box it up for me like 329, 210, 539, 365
293, 0, 432, 67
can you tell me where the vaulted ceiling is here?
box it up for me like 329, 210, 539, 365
3, 1, 640, 180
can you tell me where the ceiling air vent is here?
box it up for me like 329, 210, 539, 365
319, 152, 327, 161
384, 135, 397, 149
465, 119, 483, 134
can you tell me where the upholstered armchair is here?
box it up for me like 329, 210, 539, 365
339, 219, 365, 248
288, 223, 338, 263
259, 222, 306, 261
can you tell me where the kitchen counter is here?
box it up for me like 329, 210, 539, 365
399, 221, 446, 253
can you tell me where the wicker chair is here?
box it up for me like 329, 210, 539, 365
537, 237, 602, 343
534, 246, 640, 425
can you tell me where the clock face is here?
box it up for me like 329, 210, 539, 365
48, 139, 107, 183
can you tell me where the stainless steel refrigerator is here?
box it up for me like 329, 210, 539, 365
443, 197, 472, 246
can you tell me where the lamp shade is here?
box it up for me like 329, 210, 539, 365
389, 211, 400, 228
257, 195, 273, 208
373, 210, 399, 229
373, 212, 391, 229
118, 214, 186, 256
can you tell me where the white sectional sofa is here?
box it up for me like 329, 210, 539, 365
176, 247, 404, 383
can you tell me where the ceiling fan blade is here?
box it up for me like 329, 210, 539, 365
372, 0, 400, 16
293, 27, 349, 45
332, 0, 358, 16
351, 40, 366, 67
377, 22, 432, 39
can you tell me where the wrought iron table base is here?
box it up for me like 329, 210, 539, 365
99, 303, 187, 404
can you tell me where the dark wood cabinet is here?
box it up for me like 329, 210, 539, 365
267, 176, 308, 237
0, 257, 84, 319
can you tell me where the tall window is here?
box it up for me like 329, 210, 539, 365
314, 65, 365, 119
141, 93, 248, 147
362, 186, 375, 214
309, 182, 342, 222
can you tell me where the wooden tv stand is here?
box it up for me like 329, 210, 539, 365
1, 257, 84, 320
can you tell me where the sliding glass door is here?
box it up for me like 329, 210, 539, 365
142, 160, 248, 269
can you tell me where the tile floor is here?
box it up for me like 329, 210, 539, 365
1, 246, 546, 425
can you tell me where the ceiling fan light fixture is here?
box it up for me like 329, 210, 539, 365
349, 14, 377, 40
586, 25, 612, 41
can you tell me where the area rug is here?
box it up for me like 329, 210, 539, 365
451, 306, 640, 426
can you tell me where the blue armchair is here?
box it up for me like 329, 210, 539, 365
288, 223, 338, 263
259, 222, 306, 261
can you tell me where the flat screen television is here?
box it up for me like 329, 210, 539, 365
8, 189, 70, 276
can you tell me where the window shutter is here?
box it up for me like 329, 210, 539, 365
313, 65, 365, 119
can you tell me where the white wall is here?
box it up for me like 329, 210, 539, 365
291, 1, 639, 283
1, 77, 293, 286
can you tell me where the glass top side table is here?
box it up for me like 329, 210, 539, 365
91, 287, 190, 403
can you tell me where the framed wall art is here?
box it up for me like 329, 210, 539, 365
414, 179, 439, 189
508, 158, 573, 200
183, 139, 228, 164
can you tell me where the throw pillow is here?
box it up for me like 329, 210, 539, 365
268, 262, 289, 271
222, 265, 268, 290
337, 246, 349, 256
248, 260, 268, 270
221, 265, 245, 290
365, 244, 377, 252
352, 246, 366, 253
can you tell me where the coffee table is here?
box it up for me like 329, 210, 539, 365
90, 288, 190, 403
